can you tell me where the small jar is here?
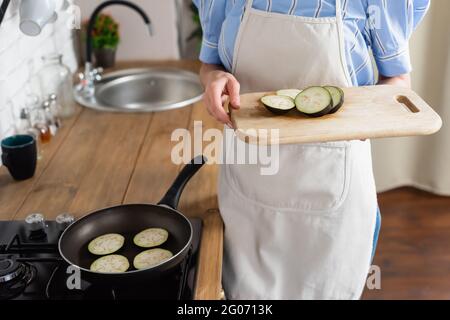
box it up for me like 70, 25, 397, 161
38, 53, 75, 118
30, 107, 52, 144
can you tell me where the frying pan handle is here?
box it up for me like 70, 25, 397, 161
157, 155, 207, 210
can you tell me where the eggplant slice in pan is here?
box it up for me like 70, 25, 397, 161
133, 227, 169, 248
88, 233, 125, 255
90, 254, 130, 273
133, 248, 174, 270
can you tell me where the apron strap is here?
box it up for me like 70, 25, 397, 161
335, 0, 343, 20
245, 0, 254, 11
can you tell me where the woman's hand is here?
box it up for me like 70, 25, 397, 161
200, 63, 241, 127
377, 73, 411, 88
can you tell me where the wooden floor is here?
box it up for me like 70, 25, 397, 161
362, 187, 450, 300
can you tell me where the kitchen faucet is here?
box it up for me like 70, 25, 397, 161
77, 0, 153, 98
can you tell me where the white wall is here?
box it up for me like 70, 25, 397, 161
77, 0, 179, 61
0, 0, 78, 142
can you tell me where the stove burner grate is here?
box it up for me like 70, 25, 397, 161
0, 258, 36, 300
0, 218, 202, 300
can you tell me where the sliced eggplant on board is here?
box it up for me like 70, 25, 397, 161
90, 254, 130, 273
295, 86, 333, 118
133, 228, 169, 248
324, 86, 345, 114
88, 233, 125, 256
133, 248, 174, 270
276, 89, 302, 100
261, 95, 296, 115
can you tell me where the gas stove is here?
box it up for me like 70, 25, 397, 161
0, 215, 202, 300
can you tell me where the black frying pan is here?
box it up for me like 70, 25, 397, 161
58, 156, 205, 284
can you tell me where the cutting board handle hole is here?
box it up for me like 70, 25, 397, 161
396, 95, 420, 113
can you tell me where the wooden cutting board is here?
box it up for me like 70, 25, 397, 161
230, 85, 442, 145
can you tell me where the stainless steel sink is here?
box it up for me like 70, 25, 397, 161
74, 67, 204, 112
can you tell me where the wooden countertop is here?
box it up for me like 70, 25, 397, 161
0, 60, 223, 300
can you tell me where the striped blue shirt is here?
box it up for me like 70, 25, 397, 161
193, 0, 430, 86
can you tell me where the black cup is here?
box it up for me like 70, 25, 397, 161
1, 134, 37, 181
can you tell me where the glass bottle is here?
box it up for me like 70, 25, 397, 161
39, 94, 63, 136
12, 97, 43, 161
16, 108, 35, 136
38, 53, 75, 119
48, 94, 62, 129
19, 96, 41, 140
30, 107, 52, 144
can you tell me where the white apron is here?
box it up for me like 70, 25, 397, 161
218, 0, 378, 300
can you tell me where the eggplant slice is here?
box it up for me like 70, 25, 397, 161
133, 248, 174, 270
295, 86, 333, 118
90, 254, 130, 273
324, 86, 345, 114
276, 89, 302, 100
133, 228, 169, 248
88, 233, 125, 255
261, 95, 296, 115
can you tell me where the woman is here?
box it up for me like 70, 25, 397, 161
194, 0, 430, 299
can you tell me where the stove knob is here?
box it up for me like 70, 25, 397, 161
25, 213, 46, 232
55, 213, 75, 231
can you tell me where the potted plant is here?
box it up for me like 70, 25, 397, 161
91, 13, 120, 68
187, 3, 202, 43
